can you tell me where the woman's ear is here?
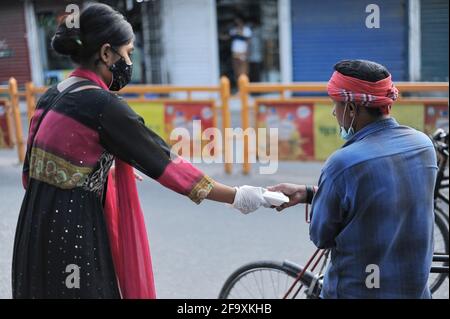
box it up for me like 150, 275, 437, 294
99, 43, 112, 65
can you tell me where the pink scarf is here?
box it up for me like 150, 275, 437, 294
70, 68, 156, 299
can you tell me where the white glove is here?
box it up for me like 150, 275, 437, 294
232, 185, 271, 214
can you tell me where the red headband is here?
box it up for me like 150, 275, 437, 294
327, 71, 399, 114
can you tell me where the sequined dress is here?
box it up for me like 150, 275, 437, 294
12, 83, 214, 298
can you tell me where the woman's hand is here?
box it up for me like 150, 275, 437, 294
232, 185, 271, 214
267, 183, 307, 212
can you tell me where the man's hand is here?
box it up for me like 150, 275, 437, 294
267, 183, 307, 212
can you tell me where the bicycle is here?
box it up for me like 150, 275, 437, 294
431, 128, 449, 220
219, 129, 450, 298
218, 251, 449, 299
429, 128, 449, 292
432, 128, 449, 219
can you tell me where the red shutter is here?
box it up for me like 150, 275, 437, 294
0, 1, 31, 86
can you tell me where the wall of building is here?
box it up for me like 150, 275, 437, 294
161, 0, 220, 85
0, 0, 31, 86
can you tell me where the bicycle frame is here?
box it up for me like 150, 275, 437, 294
433, 130, 449, 206
282, 248, 329, 299
281, 252, 449, 299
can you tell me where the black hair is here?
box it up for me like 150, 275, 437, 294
234, 12, 246, 23
334, 59, 390, 117
51, 3, 134, 65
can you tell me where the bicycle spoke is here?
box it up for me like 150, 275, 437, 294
276, 269, 281, 297
283, 271, 289, 297
236, 276, 257, 299
259, 270, 265, 298
268, 269, 278, 297
252, 271, 264, 297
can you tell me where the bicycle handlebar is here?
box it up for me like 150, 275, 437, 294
432, 128, 449, 143
431, 129, 449, 157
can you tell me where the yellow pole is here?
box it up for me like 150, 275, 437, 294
2, 100, 13, 148
25, 82, 36, 123
239, 74, 250, 175
9, 77, 25, 163
220, 76, 232, 174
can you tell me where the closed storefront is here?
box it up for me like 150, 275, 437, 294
421, 0, 448, 81
291, 0, 408, 81
0, 0, 31, 86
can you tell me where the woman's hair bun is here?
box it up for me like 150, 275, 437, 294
51, 14, 83, 62
51, 3, 134, 65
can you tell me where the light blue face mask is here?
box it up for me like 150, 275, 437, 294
339, 103, 356, 141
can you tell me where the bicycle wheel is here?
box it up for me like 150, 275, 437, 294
435, 197, 449, 226
430, 209, 449, 294
218, 261, 320, 299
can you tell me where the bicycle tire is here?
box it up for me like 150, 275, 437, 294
218, 261, 319, 299
430, 209, 449, 294
435, 198, 449, 225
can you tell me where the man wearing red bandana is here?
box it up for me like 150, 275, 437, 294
269, 60, 437, 298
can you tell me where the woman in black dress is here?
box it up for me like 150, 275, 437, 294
12, 3, 269, 299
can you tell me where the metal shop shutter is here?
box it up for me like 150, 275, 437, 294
421, 0, 449, 81
291, 0, 408, 81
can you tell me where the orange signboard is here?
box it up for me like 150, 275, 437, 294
257, 102, 315, 160
164, 101, 216, 158
424, 103, 449, 135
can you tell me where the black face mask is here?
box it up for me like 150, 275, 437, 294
107, 48, 133, 91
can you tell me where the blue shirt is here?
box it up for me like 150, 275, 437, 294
310, 118, 437, 299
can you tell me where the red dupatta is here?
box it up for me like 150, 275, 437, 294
70, 68, 156, 299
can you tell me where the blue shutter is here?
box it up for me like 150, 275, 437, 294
291, 0, 408, 81
421, 0, 449, 81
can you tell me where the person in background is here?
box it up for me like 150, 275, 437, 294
221, 14, 252, 86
